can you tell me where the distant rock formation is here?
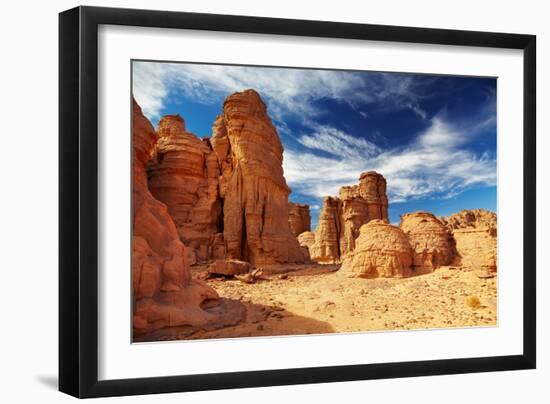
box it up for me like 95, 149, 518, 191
339, 172, 389, 256
441, 209, 497, 273
340, 220, 413, 278
288, 203, 311, 237
310, 197, 343, 264
132, 99, 218, 336
309, 172, 388, 264
400, 212, 457, 271
297, 231, 316, 261
148, 114, 223, 263
441, 209, 497, 232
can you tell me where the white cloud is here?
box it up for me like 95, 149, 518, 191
296, 124, 381, 159
132, 61, 428, 123
283, 115, 496, 203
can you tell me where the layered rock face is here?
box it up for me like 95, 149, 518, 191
309, 172, 388, 264
288, 203, 311, 237
147, 115, 223, 263
400, 212, 457, 271
441, 209, 497, 272
339, 171, 389, 256
132, 99, 218, 336
296, 231, 315, 262
340, 220, 413, 278
147, 89, 304, 267
297, 231, 316, 250
309, 197, 343, 264
210, 89, 304, 265
441, 209, 497, 232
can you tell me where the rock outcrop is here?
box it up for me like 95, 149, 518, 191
132, 99, 219, 336
147, 89, 305, 266
147, 114, 224, 263
340, 220, 413, 278
288, 203, 311, 237
441, 209, 497, 272
297, 231, 316, 250
400, 212, 457, 271
210, 89, 305, 265
339, 171, 388, 256
441, 209, 497, 232
309, 197, 343, 264
309, 172, 389, 264
208, 259, 251, 276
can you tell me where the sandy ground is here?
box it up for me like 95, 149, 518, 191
151, 264, 497, 341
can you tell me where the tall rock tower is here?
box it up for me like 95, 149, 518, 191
309, 171, 389, 263
210, 89, 305, 265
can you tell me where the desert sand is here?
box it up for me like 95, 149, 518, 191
136, 264, 496, 341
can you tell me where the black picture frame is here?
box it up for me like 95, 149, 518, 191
59, 5, 536, 398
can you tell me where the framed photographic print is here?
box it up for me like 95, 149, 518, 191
59, 6, 536, 398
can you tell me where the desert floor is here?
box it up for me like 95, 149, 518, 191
137, 265, 497, 342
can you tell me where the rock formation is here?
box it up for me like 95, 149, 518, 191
309, 197, 343, 263
297, 231, 316, 261
297, 231, 316, 250
132, 99, 219, 336
400, 212, 457, 271
147, 114, 223, 263
339, 171, 389, 256
288, 203, 311, 237
208, 259, 251, 276
309, 172, 389, 264
210, 89, 305, 265
441, 209, 497, 232
147, 89, 305, 267
340, 220, 413, 278
441, 209, 497, 272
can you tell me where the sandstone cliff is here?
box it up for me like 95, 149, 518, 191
132, 99, 218, 336
147, 89, 304, 267
441, 209, 497, 272
147, 115, 223, 263
309, 172, 388, 264
339, 171, 389, 256
400, 212, 457, 271
211, 89, 305, 265
309, 197, 343, 264
340, 220, 413, 278
288, 203, 311, 237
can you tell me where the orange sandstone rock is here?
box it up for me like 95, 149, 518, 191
310, 172, 389, 264
288, 203, 311, 237
339, 171, 388, 256
211, 89, 305, 265
400, 211, 457, 271
309, 197, 343, 264
132, 99, 219, 336
441, 209, 497, 232
297, 231, 316, 250
208, 259, 251, 276
441, 209, 497, 272
340, 220, 413, 278
147, 114, 223, 262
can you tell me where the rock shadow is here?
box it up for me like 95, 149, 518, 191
133, 298, 335, 342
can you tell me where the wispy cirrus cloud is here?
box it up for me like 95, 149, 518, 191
296, 124, 381, 159
284, 114, 496, 203
132, 61, 430, 123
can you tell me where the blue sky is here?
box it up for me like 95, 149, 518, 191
133, 61, 497, 228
